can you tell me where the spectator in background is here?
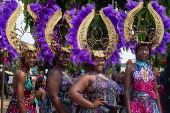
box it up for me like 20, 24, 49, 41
76, 69, 81, 78
39, 71, 47, 80
112, 64, 124, 112
69, 69, 76, 78
0, 66, 9, 99
160, 56, 170, 113
34, 77, 46, 113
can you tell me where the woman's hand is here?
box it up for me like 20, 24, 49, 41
91, 96, 105, 108
25, 94, 35, 105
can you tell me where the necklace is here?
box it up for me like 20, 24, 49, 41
136, 61, 148, 82
136, 61, 147, 66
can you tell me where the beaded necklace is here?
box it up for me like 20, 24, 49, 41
136, 61, 148, 82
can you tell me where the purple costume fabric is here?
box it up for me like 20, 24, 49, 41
131, 63, 160, 113
79, 73, 121, 113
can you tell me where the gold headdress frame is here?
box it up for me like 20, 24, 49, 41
45, 10, 62, 54
27, 4, 37, 20
6, 4, 36, 54
65, 13, 73, 28
28, 5, 73, 55
77, 9, 118, 59
124, 2, 164, 49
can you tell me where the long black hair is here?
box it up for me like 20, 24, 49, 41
35, 77, 44, 90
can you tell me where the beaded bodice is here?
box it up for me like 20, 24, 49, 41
132, 63, 156, 98
58, 71, 75, 105
89, 73, 120, 107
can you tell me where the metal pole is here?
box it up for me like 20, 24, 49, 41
112, 0, 114, 9
111, 0, 115, 75
1, 57, 5, 113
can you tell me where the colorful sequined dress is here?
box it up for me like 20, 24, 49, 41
80, 73, 121, 113
131, 62, 160, 113
42, 69, 75, 113
6, 72, 36, 113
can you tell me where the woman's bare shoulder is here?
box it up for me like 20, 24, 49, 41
14, 70, 26, 78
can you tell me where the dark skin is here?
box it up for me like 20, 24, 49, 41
47, 52, 70, 113
35, 79, 46, 101
112, 73, 124, 83
124, 45, 162, 113
68, 57, 106, 108
13, 56, 36, 113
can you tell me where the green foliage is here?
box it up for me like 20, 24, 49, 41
6, 58, 19, 73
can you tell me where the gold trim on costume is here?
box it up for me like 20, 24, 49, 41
148, 3, 164, 49
142, 68, 148, 82
61, 47, 70, 53
92, 50, 105, 58
45, 10, 62, 54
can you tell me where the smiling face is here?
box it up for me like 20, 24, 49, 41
21, 50, 37, 68
56, 52, 70, 68
136, 45, 150, 62
92, 57, 106, 73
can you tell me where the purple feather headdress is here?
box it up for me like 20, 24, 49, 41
122, 0, 170, 55
29, 0, 61, 65
66, 4, 125, 66
0, 0, 19, 63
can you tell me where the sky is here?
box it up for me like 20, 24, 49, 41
15, 3, 135, 64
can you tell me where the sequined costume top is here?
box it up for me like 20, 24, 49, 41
58, 71, 75, 112
130, 61, 160, 113
80, 73, 121, 113
42, 68, 75, 113
7, 70, 36, 113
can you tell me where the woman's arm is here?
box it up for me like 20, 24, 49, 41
15, 70, 27, 113
153, 69, 162, 113
41, 89, 46, 101
124, 65, 132, 113
68, 73, 104, 108
47, 69, 67, 113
